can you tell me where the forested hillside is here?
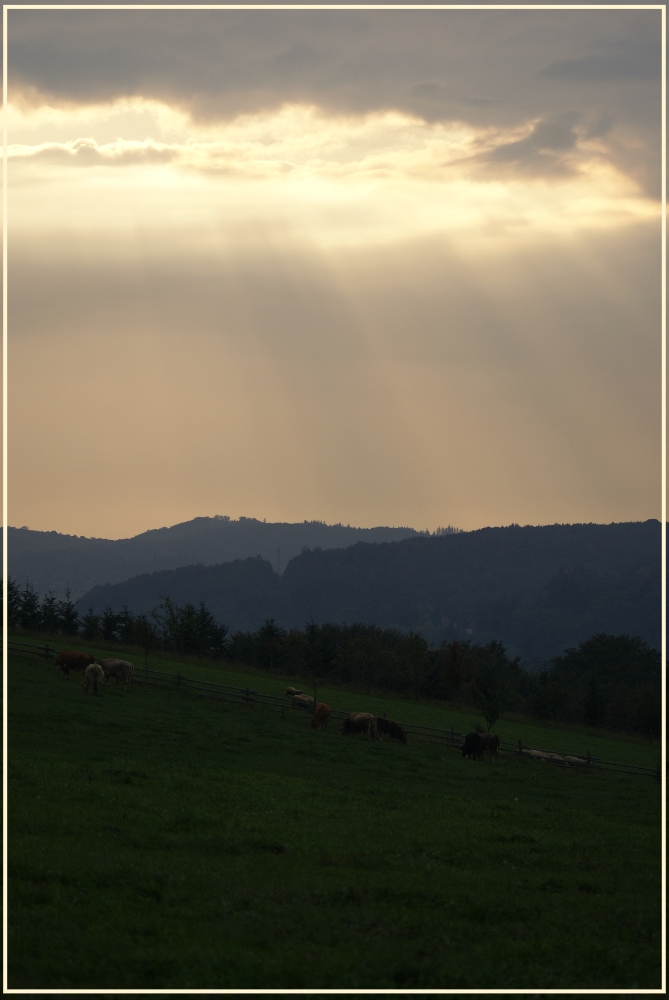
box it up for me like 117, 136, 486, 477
5, 516, 423, 599
76, 520, 661, 663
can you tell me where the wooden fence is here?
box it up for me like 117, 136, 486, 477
4, 638, 661, 781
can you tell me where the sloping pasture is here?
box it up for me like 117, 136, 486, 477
10, 630, 660, 768
8, 651, 661, 989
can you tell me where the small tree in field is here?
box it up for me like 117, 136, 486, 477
133, 613, 159, 670
471, 640, 518, 731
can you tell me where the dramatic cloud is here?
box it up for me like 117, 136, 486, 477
6, 7, 663, 538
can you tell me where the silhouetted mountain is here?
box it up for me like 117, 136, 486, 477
79, 556, 284, 635
75, 520, 661, 662
5, 516, 425, 600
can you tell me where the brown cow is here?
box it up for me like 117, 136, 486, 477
95, 658, 134, 690
376, 715, 407, 744
55, 649, 94, 678
339, 712, 375, 740
310, 702, 331, 730
480, 732, 500, 761
81, 662, 105, 695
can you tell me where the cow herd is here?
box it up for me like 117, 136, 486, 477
286, 689, 408, 744
54, 649, 134, 694
286, 688, 504, 764
287, 689, 505, 761
53, 655, 509, 766
461, 731, 501, 761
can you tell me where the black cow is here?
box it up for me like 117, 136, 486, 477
377, 716, 407, 744
461, 732, 483, 760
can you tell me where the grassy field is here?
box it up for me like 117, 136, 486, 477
7, 647, 662, 990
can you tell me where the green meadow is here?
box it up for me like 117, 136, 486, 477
8, 645, 662, 989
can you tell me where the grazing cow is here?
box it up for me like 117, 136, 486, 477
480, 732, 500, 760
81, 662, 105, 695
376, 715, 407, 744
339, 712, 375, 740
461, 732, 483, 760
285, 687, 303, 698
95, 658, 134, 690
292, 693, 315, 710
310, 702, 331, 730
55, 649, 94, 678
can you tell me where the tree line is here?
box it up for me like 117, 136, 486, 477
3, 578, 228, 661
3, 577, 660, 737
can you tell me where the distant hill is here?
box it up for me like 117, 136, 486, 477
5, 516, 427, 600
76, 520, 661, 664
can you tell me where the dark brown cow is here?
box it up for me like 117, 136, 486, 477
339, 712, 375, 740
55, 649, 94, 678
310, 703, 331, 730
461, 732, 483, 760
376, 716, 407, 744
480, 732, 500, 760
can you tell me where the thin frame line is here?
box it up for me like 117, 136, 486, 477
660, 3, 667, 996
3, 1, 9, 995
1, 3, 665, 995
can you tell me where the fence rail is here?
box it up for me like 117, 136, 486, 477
3, 639, 56, 661
5, 641, 660, 779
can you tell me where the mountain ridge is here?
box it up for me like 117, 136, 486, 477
75, 519, 661, 664
5, 515, 434, 599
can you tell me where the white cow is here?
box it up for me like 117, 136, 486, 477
95, 658, 134, 690
292, 693, 315, 710
81, 662, 105, 695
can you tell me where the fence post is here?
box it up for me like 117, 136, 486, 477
518, 738, 523, 755
177, 672, 181, 687
586, 750, 591, 767
655, 761, 661, 783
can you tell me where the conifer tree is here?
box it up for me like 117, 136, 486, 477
5, 577, 22, 629
80, 608, 101, 641
57, 584, 80, 636
101, 607, 120, 642
40, 590, 60, 634
117, 605, 135, 644
19, 580, 42, 632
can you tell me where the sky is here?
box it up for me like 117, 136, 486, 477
6, 5, 663, 539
